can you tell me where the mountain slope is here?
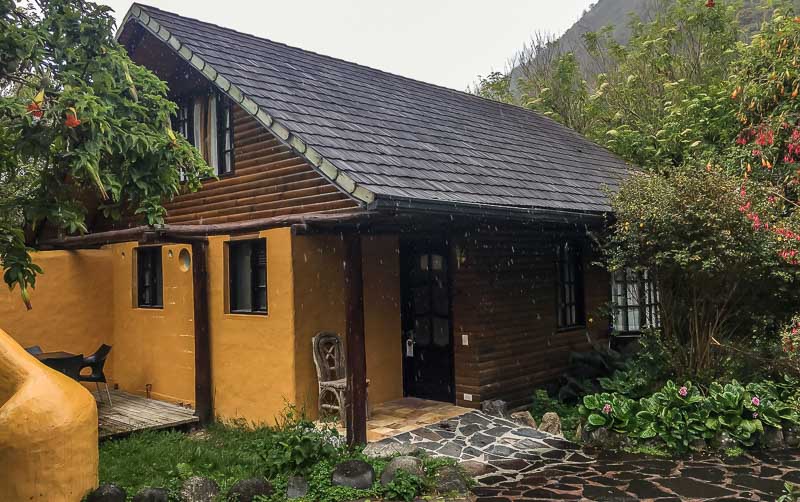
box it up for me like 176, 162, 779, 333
509, 0, 799, 98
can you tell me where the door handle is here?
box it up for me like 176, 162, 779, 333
405, 331, 415, 357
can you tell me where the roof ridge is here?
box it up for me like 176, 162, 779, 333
129, 2, 594, 140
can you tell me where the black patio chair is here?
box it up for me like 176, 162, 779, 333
24, 345, 43, 355
78, 344, 113, 406
47, 355, 85, 381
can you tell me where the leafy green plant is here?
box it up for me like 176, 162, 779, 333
779, 482, 800, 502
723, 446, 745, 457
579, 377, 800, 453
252, 405, 341, 478
579, 392, 637, 433
636, 381, 711, 450
302, 458, 379, 502
380, 470, 423, 502
703, 381, 757, 445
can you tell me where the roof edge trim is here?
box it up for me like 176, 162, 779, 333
119, 5, 376, 206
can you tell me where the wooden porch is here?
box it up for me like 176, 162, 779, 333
95, 390, 198, 439
327, 398, 471, 442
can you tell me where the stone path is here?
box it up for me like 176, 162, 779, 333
374, 410, 800, 501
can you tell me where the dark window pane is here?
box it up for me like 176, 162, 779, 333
415, 317, 431, 346
556, 242, 584, 329
137, 247, 163, 308
229, 239, 267, 314
216, 95, 235, 175
433, 317, 449, 347
412, 286, 430, 315
432, 278, 448, 316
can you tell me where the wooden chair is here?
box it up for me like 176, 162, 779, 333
312, 332, 369, 424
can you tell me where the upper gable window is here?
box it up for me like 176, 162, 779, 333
173, 91, 234, 177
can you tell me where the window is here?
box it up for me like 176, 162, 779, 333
556, 242, 585, 329
611, 268, 660, 332
173, 91, 234, 176
228, 239, 267, 314
136, 247, 163, 308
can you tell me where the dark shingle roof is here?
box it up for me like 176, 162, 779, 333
123, 4, 629, 215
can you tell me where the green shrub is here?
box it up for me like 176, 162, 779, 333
379, 470, 423, 502
778, 482, 800, 502
636, 381, 710, 450
579, 392, 637, 433
251, 405, 342, 478
578, 378, 800, 453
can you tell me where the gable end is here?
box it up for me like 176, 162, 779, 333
119, 5, 376, 206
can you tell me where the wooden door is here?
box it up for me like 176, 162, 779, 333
401, 239, 454, 402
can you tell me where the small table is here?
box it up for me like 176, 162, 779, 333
34, 351, 84, 380
35, 351, 78, 361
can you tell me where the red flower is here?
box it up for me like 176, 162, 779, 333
64, 113, 81, 128
706, 0, 715, 7
26, 102, 43, 119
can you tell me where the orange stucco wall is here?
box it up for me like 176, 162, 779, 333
0, 250, 111, 358
106, 243, 196, 405
293, 234, 403, 418
207, 228, 297, 424
0, 245, 196, 405
0, 229, 403, 426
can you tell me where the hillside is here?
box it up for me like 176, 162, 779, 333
508, 0, 798, 98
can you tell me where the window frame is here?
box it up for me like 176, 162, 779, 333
227, 238, 267, 315
172, 90, 235, 178
136, 246, 163, 309
556, 241, 586, 331
611, 268, 660, 333
216, 92, 235, 177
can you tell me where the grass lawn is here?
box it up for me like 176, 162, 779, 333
99, 422, 273, 496
99, 417, 463, 502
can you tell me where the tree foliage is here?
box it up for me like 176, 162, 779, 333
0, 0, 210, 307
469, 71, 513, 104
607, 168, 800, 376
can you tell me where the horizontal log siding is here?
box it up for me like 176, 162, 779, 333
164, 106, 358, 225
452, 227, 610, 409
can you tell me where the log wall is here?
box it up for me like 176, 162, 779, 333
451, 226, 610, 409
164, 105, 359, 225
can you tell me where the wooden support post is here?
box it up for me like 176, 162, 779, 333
344, 232, 367, 445
191, 240, 213, 425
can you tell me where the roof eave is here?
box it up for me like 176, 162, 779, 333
368, 195, 609, 225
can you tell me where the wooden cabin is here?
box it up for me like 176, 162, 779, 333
0, 4, 638, 441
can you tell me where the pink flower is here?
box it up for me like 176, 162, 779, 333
679, 386, 688, 397
751, 396, 761, 407
753, 412, 759, 419
602, 403, 612, 415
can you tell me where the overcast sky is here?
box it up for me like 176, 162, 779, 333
101, 0, 594, 91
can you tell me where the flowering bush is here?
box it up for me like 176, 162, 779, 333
636, 381, 710, 451
607, 168, 800, 378
578, 379, 800, 452
578, 393, 637, 433
781, 315, 800, 373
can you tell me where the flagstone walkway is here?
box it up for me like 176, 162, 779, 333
374, 410, 800, 501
